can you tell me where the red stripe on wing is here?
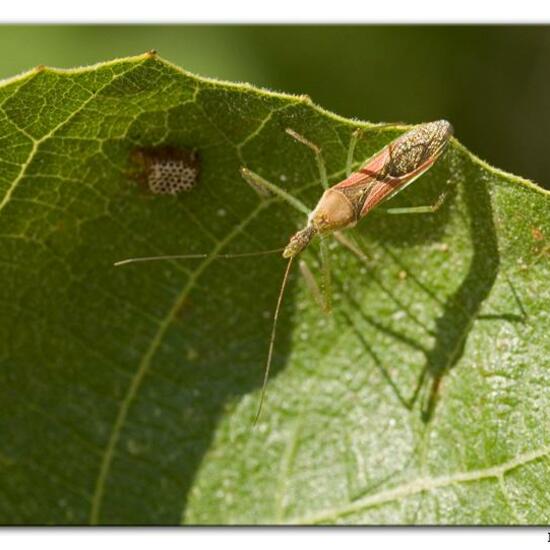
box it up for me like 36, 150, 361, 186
334, 148, 390, 190
360, 154, 437, 217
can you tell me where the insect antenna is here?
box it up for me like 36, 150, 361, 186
113, 247, 285, 266
254, 255, 294, 425
115, 245, 294, 424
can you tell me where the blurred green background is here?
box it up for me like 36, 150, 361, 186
1, 25, 548, 187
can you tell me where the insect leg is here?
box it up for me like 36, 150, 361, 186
332, 231, 370, 262
285, 128, 329, 190
240, 167, 310, 216
383, 190, 449, 215
298, 242, 332, 315
298, 259, 325, 311
346, 128, 364, 177
319, 236, 333, 314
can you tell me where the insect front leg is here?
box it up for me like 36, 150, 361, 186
240, 167, 310, 216
285, 129, 329, 191
298, 251, 332, 315
297, 235, 333, 315
319, 236, 333, 314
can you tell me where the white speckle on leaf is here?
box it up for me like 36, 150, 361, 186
392, 310, 406, 321
186, 347, 199, 361
127, 439, 141, 455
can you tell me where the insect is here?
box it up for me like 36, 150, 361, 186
116, 120, 454, 422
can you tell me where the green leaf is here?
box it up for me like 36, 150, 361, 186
1, 53, 548, 525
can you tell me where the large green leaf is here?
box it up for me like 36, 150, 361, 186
0, 53, 548, 525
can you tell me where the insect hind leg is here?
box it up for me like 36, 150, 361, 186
286, 128, 329, 191
384, 189, 449, 215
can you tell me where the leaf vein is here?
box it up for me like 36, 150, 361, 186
0, 62, 146, 214
88, 198, 272, 525
290, 445, 550, 524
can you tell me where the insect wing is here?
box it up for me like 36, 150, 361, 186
331, 144, 437, 218
336, 120, 453, 218
334, 146, 390, 191
359, 153, 439, 217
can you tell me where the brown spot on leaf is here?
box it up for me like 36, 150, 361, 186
531, 227, 544, 241
130, 145, 200, 196
175, 296, 194, 320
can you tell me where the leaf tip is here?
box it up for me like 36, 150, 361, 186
145, 49, 158, 58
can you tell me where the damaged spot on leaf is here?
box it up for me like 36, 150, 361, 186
131, 145, 200, 196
